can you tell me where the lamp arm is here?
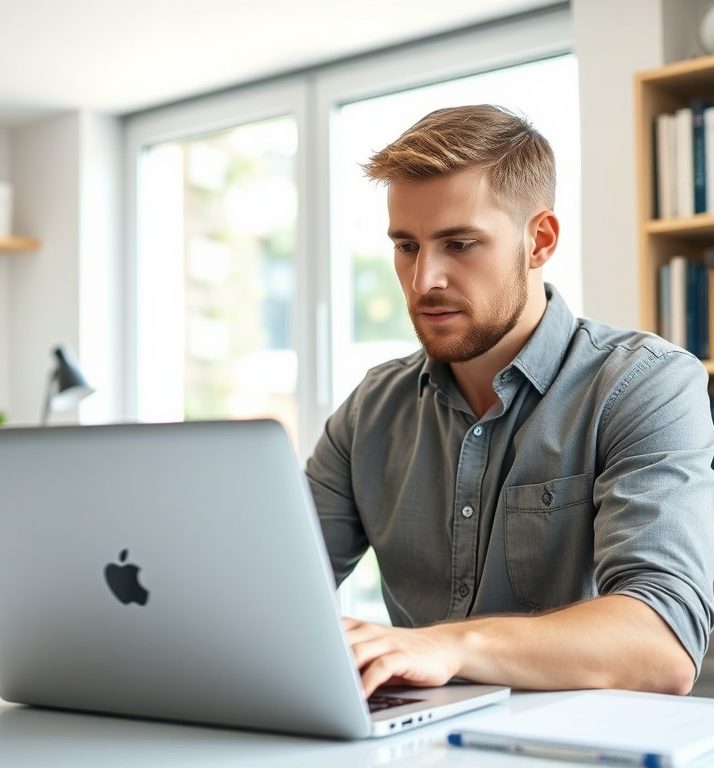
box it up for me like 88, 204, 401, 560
41, 372, 56, 425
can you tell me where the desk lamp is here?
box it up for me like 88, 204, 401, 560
41, 345, 95, 424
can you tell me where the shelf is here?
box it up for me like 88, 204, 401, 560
636, 54, 714, 91
0, 235, 40, 253
645, 214, 714, 236
635, 57, 714, 362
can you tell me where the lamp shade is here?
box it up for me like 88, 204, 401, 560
42, 345, 95, 423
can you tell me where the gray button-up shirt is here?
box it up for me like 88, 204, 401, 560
306, 285, 714, 670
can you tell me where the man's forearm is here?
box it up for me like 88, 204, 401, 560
438, 595, 695, 694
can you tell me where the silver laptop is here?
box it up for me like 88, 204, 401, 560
0, 420, 509, 739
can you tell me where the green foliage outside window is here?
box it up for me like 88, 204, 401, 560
352, 253, 413, 342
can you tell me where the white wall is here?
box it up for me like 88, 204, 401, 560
8, 113, 81, 425
573, 0, 664, 329
0, 128, 8, 174
0, 127, 10, 416
3, 112, 123, 426
661, 0, 711, 63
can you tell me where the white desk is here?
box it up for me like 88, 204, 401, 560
0, 691, 637, 768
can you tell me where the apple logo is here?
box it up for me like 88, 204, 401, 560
104, 549, 150, 606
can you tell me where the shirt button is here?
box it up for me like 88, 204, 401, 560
542, 491, 553, 506
474, 425, 483, 437
458, 584, 470, 598
461, 505, 474, 518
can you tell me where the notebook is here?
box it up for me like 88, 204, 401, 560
0, 420, 509, 739
448, 689, 714, 767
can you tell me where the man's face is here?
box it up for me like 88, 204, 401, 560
388, 167, 529, 363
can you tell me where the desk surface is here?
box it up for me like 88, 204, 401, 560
0, 692, 647, 768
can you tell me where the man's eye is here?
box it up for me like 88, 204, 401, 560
447, 241, 477, 252
394, 242, 418, 254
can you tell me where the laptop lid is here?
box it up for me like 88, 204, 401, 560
0, 420, 507, 738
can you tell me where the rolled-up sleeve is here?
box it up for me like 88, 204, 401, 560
593, 349, 714, 672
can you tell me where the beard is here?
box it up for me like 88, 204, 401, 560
408, 243, 529, 363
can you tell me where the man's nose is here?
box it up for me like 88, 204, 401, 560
412, 248, 448, 295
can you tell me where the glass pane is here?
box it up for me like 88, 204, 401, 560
138, 116, 299, 443
331, 54, 580, 622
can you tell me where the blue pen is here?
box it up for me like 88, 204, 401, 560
448, 731, 665, 768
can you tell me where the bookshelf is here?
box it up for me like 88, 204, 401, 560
0, 235, 40, 253
634, 55, 714, 376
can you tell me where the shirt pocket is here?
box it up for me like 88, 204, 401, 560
504, 473, 595, 610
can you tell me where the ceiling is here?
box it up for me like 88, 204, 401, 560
0, 0, 554, 125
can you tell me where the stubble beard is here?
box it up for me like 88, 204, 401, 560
409, 243, 529, 364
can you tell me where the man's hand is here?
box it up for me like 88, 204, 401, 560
343, 596, 695, 698
342, 617, 462, 697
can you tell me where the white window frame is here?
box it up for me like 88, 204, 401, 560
123, 79, 324, 460
123, 5, 572, 461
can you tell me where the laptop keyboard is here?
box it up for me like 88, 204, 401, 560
367, 693, 425, 713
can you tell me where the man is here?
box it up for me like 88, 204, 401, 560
305, 105, 714, 698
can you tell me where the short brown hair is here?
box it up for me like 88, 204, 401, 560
362, 105, 555, 224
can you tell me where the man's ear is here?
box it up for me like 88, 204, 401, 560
526, 210, 559, 269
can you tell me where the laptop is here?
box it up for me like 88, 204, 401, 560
0, 420, 509, 739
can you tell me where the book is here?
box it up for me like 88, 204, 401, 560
705, 106, 714, 214
692, 99, 711, 213
686, 258, 699, 355
448, 690, 714, 768
675, 107, 694, 218
651, 117, 660, 219
656, 113, 676, 218
668, 255, 688, 348
698, 262, 709, 358
709, 268, 714, 361
658, 263, 671, 340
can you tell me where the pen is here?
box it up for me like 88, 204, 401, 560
447, 731, 666, 768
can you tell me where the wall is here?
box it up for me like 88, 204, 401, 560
573, 0, 664, 328
661, 0, 711, 63
0, 112, 123, 426
0, 128, 9, 416
8, 113, 81, 425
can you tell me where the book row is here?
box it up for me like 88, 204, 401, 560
658, 255, 712, 359
653, 99, 713, 219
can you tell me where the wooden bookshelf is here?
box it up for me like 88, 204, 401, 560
0, 235, 40, 253
635, 55, 714, 373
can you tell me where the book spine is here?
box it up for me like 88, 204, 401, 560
692, 100, 710, 214
652, 117, 660, 219
658, 263, 671, 340
708, 267, 714, 360
686, 259, 698, 355
706, 108, 714, 214
676, 108, 694, 218
669, 256, 688, 348
657, 113, 675, 219
697, 264, 710, 360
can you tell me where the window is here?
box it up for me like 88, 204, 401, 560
136, 117, 300, 442
124, 6, 576, 621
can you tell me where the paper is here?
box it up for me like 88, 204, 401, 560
453, 690, 714, 767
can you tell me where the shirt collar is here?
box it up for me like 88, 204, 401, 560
511, 283, 577, 395
418, 355, 446, 398
417, 283, 577, 399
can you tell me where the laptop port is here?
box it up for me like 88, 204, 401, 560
401, 718, 413, 726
